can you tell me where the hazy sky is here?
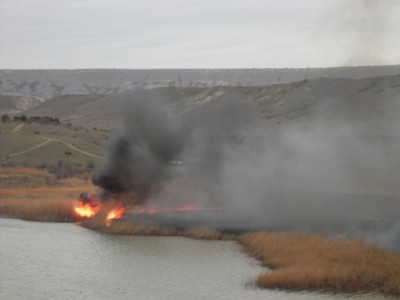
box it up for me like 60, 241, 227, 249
0, 0, 399, 69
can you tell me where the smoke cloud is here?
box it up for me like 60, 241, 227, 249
92, 90, 190, 201
346, 0, 394, 65
92, 89, 254, 204
322, 0, 399, 66
92, 84, 400, 250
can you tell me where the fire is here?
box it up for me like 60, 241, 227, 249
73, 193, 101, 218
74, 192, 222, 227
106, 205, 127, 226
73, 201, 101, 218
73, 193, 127, 226
128, 204, 223, 214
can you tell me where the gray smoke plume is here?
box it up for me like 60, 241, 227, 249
335, 0, 399, 66
92, 84, 400, 250
346, 0, 393, 65
92, 88, 253, 205
323, 0, 399, 66
92, 90, 190, 201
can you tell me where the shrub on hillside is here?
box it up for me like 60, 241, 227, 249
27, 115, 60, 125
13, 115, 27, 122
47, 160, 96, 179
1, 114, 10, 123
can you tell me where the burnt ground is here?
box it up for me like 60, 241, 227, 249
118, 192, 400, 249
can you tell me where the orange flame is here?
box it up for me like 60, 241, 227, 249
74, 192, 221, 227
128, 204, 223, 214
73, 202, 101, 218
106, 205, 127, 226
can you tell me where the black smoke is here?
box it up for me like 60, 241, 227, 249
92, 90, 190, 202
91, 85, 400, 251
91, 89, 252, 205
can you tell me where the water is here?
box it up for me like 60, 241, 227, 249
0, 218, 382, 300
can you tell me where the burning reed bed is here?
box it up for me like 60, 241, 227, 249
1, 166, 399, 297
2, 195, 400, 297
239, 231, 400, 297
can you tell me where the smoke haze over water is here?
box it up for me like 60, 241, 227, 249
92, 86, 400, 250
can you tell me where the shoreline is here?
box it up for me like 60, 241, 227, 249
0, 167, 399, 298
1, 209, 399, 298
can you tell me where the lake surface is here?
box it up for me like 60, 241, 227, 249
0, 218, 382, 300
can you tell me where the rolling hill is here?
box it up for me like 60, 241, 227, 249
2, 71, 400, 191
24, 74, 400, 133
1, 66, 400, 107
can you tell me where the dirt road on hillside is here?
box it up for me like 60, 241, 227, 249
1, 135, 103, 162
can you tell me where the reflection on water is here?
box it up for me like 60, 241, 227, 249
0, 218, 382, 300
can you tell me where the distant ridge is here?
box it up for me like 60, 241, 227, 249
24, 74, 400, 132
1, 66, 400, 104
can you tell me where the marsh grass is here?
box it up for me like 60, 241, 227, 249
81, 211, 228, 240
0, 167, 51, 177
239, 231, 400, 296
0, 167, 93, 221
0, 185, 96, 197
0, 197, 76, 222
2, 167, 400, 297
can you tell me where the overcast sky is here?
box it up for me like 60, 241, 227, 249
0, 0, 399, 69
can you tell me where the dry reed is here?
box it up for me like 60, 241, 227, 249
239, 231, 400, 296
0, 185, 96, 197
80, 210, 228, 240
0, 197, 76, 222
60, 177, 90, 187
0, 167, 50, 177
0, 167, 93, 222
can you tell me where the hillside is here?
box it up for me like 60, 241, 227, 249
1, 66, 400, 107
0, 121, 107, 176
25, 74, 400, 133
0, 94, 32, 114
1, 73, 400, 196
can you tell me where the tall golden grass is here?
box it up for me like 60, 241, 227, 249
0, 167, 50, 177
0, 167, 93, 222
0, 185, 96, 197
0, 197, 76, 222
80, 209, 227, 240
60, 176, 90, 187
239, 231, 400, 296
